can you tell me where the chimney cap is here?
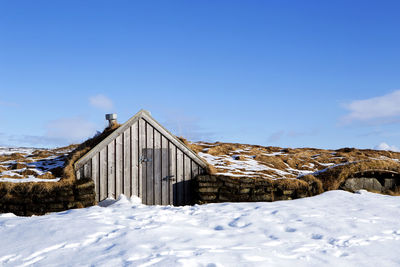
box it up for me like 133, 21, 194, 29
105, 113, 117, 120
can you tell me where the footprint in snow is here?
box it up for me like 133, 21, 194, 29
311, 234, 323, 240
269, 235, 279, 240
214, 225, 224, 231
285, 227, 297, 233
228, 217, 252, 228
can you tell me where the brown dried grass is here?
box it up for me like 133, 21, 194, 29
0, 166, 8, 172
206, 164, 218, 174
0, 153, 26, 162
10, 163, 27, 170
299, 174, 324, 194
38, 172, 56, 179
207, 143, 243, 156
0, 180, 66, 196
0, 174, 25, 179
191, 141, 400, 197
20, 169, 38, 176
179, 138, 204, 153
62, 123, 121, 184
257, 155, 288, 170
53, 144, 79, 153
273, 178, 309, 190
29, 150, 53, 159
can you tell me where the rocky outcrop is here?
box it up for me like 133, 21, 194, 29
340, 170, 399, 193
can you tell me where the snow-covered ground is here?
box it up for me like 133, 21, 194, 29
0, 190, 399, 266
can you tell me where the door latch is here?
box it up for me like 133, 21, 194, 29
139, 156, 152, 163
162, 175, 176, 181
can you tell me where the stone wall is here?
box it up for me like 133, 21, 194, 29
341, 176, 399, 193
194, 174, 322, 204
0, 179, 96, 216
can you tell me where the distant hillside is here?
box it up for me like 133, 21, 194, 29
0, 146, 76, 182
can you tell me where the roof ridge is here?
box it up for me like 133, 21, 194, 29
74, 110, 207, 170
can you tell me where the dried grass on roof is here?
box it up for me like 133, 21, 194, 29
189, 141, 400, 196
10, 163, 28, 170
53, 144, 78, 153
28, 150, 53, 159
179, 138, 203, 153
0, 166, 9, 172
299, 174, 324, 194
0, 175, 25, 179
20, 169, 38, 176
274, 178, 309, 190
0, 153, 26, 162
62, 123, 121, 184
38, 172, 56, 179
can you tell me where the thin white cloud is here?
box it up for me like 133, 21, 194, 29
7, 134, 66, 147
5, 117, 99, 147
45, 117, 97, 144
342, 90, 400, 124
374, 142, 400, 152
89, 94, 114, 111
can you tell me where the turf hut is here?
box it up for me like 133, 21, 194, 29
74, 110, 207, 205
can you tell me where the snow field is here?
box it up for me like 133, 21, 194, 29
0, 190, 399, 266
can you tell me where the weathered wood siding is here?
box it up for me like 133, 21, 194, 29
75, 115, 206, 205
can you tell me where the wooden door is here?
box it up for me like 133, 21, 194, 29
141, 148, 174, 205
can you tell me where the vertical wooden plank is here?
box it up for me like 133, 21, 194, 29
184, 155, 191, 205
132, 122, 139, 197
139, 119, 146, 202
146, 123, 154, 205
76, 167, 82, 180
115, 135, 123, 198
92, 153, 100, 202
161, 136, 169, 205
154, 131, 162, 205
83, 161, 91, 179
107, 140, 116, 199
176, 149, 184, 206
192, 161, 199, 179
123, 129, 131, 198
191, 161, 199, 205
100, 147, 107, 201
169, 143, 176, 206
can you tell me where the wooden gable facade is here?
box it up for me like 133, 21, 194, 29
74, 110, 207, 205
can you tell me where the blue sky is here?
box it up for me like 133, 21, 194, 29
1, 0, 400, 150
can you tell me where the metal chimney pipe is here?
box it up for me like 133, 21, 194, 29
105, 113, 117, 128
